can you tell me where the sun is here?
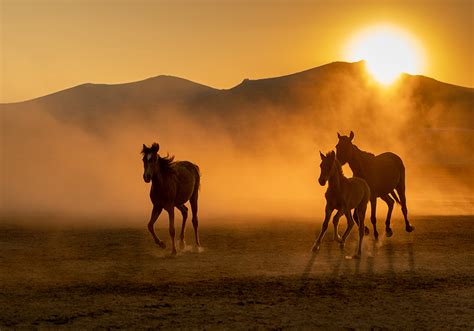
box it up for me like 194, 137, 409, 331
345, 25, 424, 85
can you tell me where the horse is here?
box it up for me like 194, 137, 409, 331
335, 131, 415, 239
141, 142, 201, 255
312, 151, 370, 258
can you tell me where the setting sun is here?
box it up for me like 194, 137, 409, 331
345, 25, 424, 85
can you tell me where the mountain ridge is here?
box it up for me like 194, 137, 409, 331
2, 61, 472, 106
1, 61, 472, 135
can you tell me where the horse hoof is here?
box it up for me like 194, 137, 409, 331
171, 249, 177, 256
179, 240, 186, 250
386, 229, 393, 237
193, 246, 204, 253
311, 245, 320, 253
352, 254, 361, 259
374, 232, 379, 240
406, 225, 415, 233
339, 242, 345, 249
157, 241, 166, 249
364, 226, 370, 236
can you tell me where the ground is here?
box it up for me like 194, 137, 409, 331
1, 216, 473, 329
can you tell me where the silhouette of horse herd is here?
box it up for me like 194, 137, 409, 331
141, 131, 415, 257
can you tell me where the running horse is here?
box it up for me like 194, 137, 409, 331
141, 143, 201, 255
335, 131, 415, 239
312, 151, 370, 258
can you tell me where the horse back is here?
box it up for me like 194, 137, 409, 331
375, 152, 404, 168
370, 152, 405, 196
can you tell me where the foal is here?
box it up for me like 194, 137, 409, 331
312, 151, 370, 258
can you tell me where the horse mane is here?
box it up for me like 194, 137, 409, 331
325, 151, 345, 177
334, 158, 344, 177
158, 154, 176, 174
353, 144, 375, 158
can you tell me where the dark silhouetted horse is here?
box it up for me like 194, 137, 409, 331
141, 143, 201, 255
312, 151, 370, 258
336, 131, 415, 239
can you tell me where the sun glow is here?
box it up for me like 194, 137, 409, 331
345, 25, 424, 85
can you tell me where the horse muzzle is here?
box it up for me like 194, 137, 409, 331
143, 175, 151, 183
318, 177, 326, 186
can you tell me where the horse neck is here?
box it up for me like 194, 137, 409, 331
328, 161, 346, 193
348, 145, 373, 177
151, 168, 165, 190
152, 166, 177, 194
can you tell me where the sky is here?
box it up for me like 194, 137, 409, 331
1, 0, 473, 103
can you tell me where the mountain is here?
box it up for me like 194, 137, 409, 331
1, 75, 217, 128
2, 61, 472, 132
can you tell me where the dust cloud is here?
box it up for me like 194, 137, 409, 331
1, 71, 472, 227
0, 105, 326, 226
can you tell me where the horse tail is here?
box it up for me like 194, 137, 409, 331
192, 163, 201, 191
391, 161, 405, 205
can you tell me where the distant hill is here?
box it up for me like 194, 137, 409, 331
2, 61, 472, 131
1, 75, 216, 128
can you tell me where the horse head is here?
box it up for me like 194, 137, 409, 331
318, 150, 336, 186
141, 142, 160, 183
335, 131, 355, 165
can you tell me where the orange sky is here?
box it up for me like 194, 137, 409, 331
1, 0, 473, 103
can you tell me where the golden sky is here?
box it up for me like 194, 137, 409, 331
1, 0, 473, 103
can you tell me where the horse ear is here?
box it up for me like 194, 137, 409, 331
349, 131, 354, 141
337, 132, 341, 139
151, 143, 160, 153
141, 144, 147, 153
319, 151, 325, 160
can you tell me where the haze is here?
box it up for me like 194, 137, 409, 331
1, 61, 473, 226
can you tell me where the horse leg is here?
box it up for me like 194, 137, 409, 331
312, 205, 333, 252
381, 194, 395, 237
396, 181, 415, 232
176, 205, 188, 250
370, 197, 379, 240
353, 209, 359, 227
332, 210, 344, 242
352, 210, 369, 236
190, 190, 201, 247
340, 210, 355, 248
354, 210, 370, 235
147, 205, 166, 248
354, 206, 367, 258
166, 207, 177, 255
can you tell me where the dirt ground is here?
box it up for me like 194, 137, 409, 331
1, 215, 473, 329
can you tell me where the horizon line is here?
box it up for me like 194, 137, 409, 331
1, 60, 472, 105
